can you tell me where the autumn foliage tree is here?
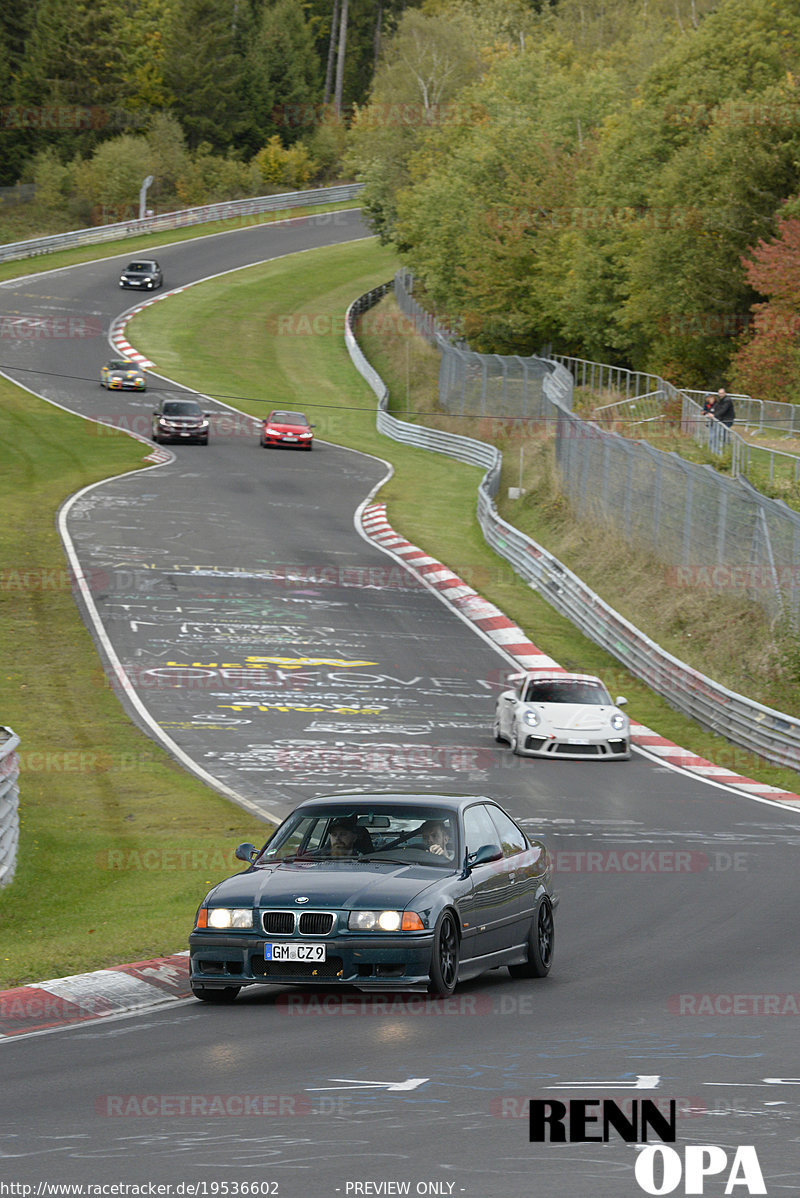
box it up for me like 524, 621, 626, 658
732, 214, 800, 402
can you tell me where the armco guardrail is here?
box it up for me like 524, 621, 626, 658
346, 284, 800, 773
349, 285, 502, 488
0, 183, 364, 263
0, 727, 20, 888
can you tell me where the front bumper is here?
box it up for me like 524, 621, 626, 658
108, 380, 145, 390
189, 930, 436, 991
156, 425, 207, 441
518, 732, 630, 759
263, 434, 313, 448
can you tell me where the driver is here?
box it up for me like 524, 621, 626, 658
420, 819, 454, 859
327, 817, 359, 858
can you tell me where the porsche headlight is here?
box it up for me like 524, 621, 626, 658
206, 907, 252, 930
523, 710, 541, 727
610, 713, 627, 731
349, 910, 402, 932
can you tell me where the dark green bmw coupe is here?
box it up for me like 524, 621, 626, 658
189, 793, 557, 1003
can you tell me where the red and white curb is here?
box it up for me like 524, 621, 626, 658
0, 952, 191, 1038
109, 287, 186, 368
108, 293, 184, 464
360, 502, 800, 807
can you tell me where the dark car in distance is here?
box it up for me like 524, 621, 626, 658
260, 409, 314, 450
151, 398, 210, 444
119, 259, 163, 290
189, 792, 557, 1003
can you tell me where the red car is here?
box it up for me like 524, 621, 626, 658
259, 409, 314, 450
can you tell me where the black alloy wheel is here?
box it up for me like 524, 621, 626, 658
428, 910, 459, 997
508, 896, 554, 979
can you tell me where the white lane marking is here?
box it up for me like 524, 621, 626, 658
306, 1077, 429, 1092
544, 1075, 661, 1090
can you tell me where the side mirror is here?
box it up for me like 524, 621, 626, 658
615, 696, 627, 707
235, 842, 256, 863
467, 843, 504, 870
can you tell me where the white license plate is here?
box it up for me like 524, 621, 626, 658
283, 435, 297, 441
566, 738, 590, 745
265, 943, 326, 962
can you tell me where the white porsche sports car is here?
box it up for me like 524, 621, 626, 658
493, 672, 630, 760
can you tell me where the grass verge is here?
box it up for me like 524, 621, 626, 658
0, 382, 261, 988
131, 251, 800, 795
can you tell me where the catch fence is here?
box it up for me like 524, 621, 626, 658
393, 274, 800, 626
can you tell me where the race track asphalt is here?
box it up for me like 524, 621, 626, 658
1, 211, 799, 1197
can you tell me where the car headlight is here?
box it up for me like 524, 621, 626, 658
349, 910, 401, 931
610, 713, 627, 731
523, 710, 540, 727
204, 907, 253, 930
348, 910, 424, 932
264, 426, 281, 435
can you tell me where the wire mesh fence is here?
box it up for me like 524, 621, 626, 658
393, 271, 800, 626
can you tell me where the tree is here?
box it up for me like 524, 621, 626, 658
346, 4, 490, 240
240, 0, 321, 155
161, 0, 247, 150
732, 212, 800, 402
73, 134, 154, 214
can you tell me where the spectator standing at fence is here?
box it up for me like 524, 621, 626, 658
702, 393, 716, 417
714, 387, 735, 428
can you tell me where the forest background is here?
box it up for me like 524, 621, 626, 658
3, 0, 800, 398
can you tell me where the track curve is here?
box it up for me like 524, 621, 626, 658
1, 212, 799, 1196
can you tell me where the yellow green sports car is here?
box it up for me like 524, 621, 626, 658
101, 359, 146, 390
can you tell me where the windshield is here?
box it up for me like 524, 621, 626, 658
523, 679, 612, 705
257, 804, 459, 867
271, 412, 308, 425
126, 262, 155, 272
162, 402, 203, 417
